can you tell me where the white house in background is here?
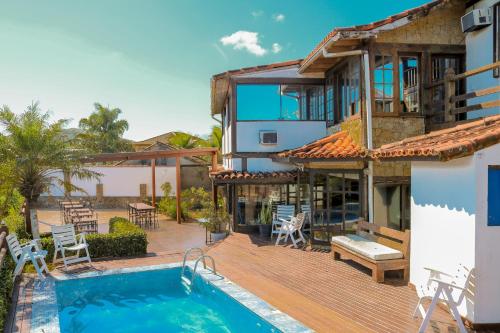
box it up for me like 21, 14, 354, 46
373, 115, 500, 326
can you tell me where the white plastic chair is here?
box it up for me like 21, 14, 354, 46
6, 234, 49, 279
271, 205, 295, 237
413, 265, 473, 333
52, 224, 91, 270
300, 204, 311, 234
275, 213, 306, 248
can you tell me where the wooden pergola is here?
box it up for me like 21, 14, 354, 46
84, 147, 218, 223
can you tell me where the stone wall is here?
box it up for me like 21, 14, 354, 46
372, 116, 425, 177
376, 0, 465, 45
372, 116, 425, 148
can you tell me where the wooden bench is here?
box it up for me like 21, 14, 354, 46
332, 221, 410, 283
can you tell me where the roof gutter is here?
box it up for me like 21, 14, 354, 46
321, 48, 366, 58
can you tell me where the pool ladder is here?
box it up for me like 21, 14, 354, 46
181, 247, 217, 286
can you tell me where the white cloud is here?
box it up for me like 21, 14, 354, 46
271, 43, 282, 54
220, 31, 267, 56
251, 10, 263, 18
272, 13, 285, 22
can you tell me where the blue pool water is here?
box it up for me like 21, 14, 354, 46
55, 267, 281, 333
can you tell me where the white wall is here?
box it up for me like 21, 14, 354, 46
473, 143, 500, 323
465, 0, 500, 119
43, 166, 177, 197
246, 158, 295, 172
236, 121, 326, 152
410, 157, 476, 321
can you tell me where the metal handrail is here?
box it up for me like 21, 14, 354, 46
191, 255, 216, 285
181, 247, 206, 280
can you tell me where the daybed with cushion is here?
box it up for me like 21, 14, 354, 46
331, 221, 410, 283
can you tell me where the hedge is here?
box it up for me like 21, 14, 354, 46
0, 257, 14, 330
36, 217, 148, 262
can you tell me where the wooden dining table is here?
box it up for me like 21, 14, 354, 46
128, 203, 157, 228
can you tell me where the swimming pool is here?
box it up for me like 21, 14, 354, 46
31, 263, 312, 333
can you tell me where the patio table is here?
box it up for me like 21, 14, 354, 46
128, 203, 158, 229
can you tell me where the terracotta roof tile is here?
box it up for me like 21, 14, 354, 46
372, 115, 500, 161
210, 170, 297, 183
301, 0, 446, 70
276, 131, 367, 160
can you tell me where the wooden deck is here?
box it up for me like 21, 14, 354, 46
8, 231, 492, 333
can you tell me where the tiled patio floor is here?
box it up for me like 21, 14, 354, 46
9, 216, 491, 333
36, 209, 207, 254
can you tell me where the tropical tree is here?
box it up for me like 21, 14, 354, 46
78, 103, 132, 153
207, 125, 222, 150
167, 132, 203, 149
0, 102, 99, 234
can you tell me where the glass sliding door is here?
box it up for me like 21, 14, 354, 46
309, 171, 363, 245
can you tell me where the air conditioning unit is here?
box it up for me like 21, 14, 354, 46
259, 130, 278, 145
461, 8, 492, 33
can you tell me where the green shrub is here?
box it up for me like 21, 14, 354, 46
157, 182, 211, 220
28, 217, 147, 262
0, 257, 14, 329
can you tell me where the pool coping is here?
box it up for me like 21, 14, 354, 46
31, 262, 314, 333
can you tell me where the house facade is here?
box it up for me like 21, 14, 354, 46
210, 0, 483, 240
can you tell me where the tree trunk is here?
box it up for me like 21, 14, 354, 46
24, 199, 32, 235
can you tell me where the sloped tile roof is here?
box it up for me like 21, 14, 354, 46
301, 0, 447, 70
212, 59, 303, 79
276, 131, 367, 160
372, 115, 500, 161
210, 170, 297, 183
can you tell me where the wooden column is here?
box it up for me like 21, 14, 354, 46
212, 183, 218, 211
151, 158, 156, 207
211, 151, 218, 172
175, 156, 182, 224
444, 67, 456, 123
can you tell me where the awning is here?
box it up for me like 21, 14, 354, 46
210, 170, 297, 184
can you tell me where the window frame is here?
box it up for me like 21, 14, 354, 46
399, 53, 421, 114
372, 53, 395, 115
494, 3, 499, 78
234, 82, 326, 122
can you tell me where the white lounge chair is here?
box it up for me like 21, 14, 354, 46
52, 224, 91, 270
300, 204, 311, 234
414, 265, 473, 333
275, 213, 306, 248
271, 205, 295, 237
6, 234, 49, 279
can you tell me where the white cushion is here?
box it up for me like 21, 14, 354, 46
65, 243, 88, 251
331, 234, 403, 261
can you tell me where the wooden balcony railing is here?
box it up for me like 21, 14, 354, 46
426, 61, 500, 130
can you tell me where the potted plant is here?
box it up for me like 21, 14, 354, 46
258, 200, 273, 238
199, 202, 229, 242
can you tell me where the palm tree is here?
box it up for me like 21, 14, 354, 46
0, 102, 99, 234
207, 126, 222, 162
167, 132, 203, 149
78, 103, 132, 153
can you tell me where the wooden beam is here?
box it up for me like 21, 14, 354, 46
451, 86, 500, 103
151, 158, 156, 207
84, 148, 218, 163
452, 100, 500, 114
211, 152, 218, 172
176, 157, 181, 224
452, 61, 500, 81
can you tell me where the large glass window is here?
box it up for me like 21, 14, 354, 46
236, 84, 324, 121
399, 56, 420, 113
326, 77, 334, 122
374, 54, 394, 113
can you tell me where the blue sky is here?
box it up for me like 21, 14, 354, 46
0, 0, 430, 140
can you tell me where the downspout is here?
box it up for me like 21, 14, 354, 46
362, 51, 374, 224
